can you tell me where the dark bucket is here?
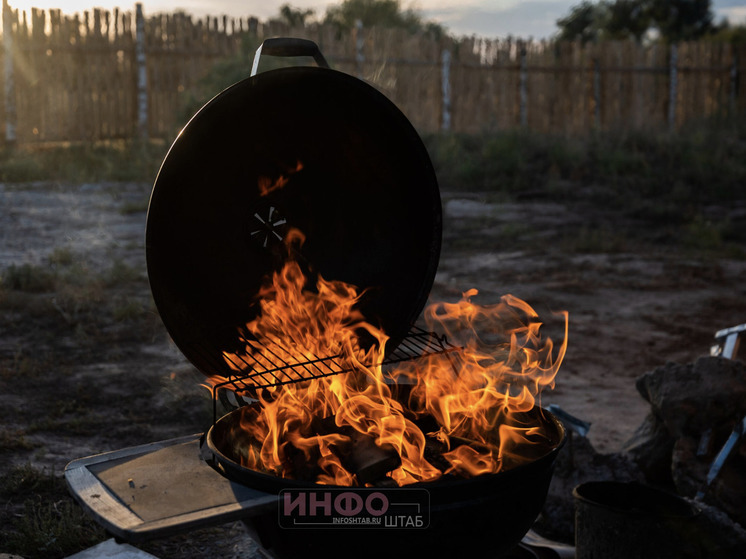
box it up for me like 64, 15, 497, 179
573, 481, 699, 559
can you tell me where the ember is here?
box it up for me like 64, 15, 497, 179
206, 250, 568, 487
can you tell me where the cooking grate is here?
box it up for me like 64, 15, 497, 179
210, 326, 459, 420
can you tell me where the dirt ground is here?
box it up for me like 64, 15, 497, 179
1, 180, 746, 556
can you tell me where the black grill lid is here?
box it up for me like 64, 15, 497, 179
146, 44, 441, 380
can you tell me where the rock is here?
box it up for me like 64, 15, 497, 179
635, 356, 746, 439
623, 412, 675, 486
671, 435, 710, 497
672, 432, 746, 527
685, 499, 746, 558
630, 356, 746, 528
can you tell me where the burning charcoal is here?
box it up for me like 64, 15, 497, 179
284, 440, 324, 481
424, 434, 452, 473
372, 477, 399, 488
413, 414, 441, 434
310, 415, 401, 484
311, 415, 339, 435
346, 429, 401, 485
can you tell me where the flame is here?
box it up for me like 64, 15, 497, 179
258, 161, 304, 197
207, 259, 567, 487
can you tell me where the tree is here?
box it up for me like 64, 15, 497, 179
556, 1, 608, 43
556, 0, 714, 43
708, 21, 746, 45
647, 0, 713, 41
605, 0, 651, 40
323, 0, 444, 35
277, 4, 315, 27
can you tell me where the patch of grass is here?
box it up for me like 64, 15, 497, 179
1, 263, 56, 293
561, 226, 629, 253
683, 215, 726, 251
104, 260, 144, 286
47, 246, 75, 267
0, 464, 106, 558
498, 222, 534, 242
0, 463, 57, 497
52, 276, 105, 320
26, 384, 107, 436
0, 428, 35, 452
0, 348, 51, 381
0, 140, 166, 183
112, 298, 145, 321
0, 151, 44, 181
28, 414, 103, 437
423, 117, 746, 210
2, 253, 144, 324
119, 197, 150, 215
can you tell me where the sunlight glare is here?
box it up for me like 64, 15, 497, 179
5, 1, 129, 16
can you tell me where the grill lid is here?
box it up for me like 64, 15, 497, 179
146, 39, 442, 380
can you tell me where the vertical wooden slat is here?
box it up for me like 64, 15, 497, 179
669, 43, 678, 131
3, 0, 17, 145
135, 3, 147, 139
1, 9, 740, 145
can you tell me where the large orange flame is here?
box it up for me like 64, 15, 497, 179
207, 260, 567, 487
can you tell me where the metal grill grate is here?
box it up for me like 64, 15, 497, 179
210, 327, 459, 418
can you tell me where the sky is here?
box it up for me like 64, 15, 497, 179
6, 0, 746, 39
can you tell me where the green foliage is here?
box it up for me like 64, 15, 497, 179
0, 464, 106, 558
119, 197, 150, 215
606, 0, 651, 40
707, 22, 746, 45
424, 118, 746, 256
0, 429, 34, 451
112, 298, 145, 321
556, 0, 715, 43
425, 129, 590, 192
277, 3, 316, 26
177, 2, 443, 128
561, 226, 630, 253
426, 118, 746, 204
104, 260, 143, 287
178, 32, 263, 124
683, 215, 725, 250
324, 0, 445, 36
0, 141, 165, 183
1, 251, 148, 343
1, 263, 56, 293
648, 0, 713, 41
557, 1, 608, 43
47, 247, 75, 267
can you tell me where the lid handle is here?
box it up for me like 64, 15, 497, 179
251, 38, 330, 77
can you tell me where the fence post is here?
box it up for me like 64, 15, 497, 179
355, 20, 364, 79
593, 58, 601, 129
519, 42, 527, 127
2, 0, 17, 146
135, 3, 148, 140
730, 48, 739, 116
668, 43, 678, 131
441, 48, 451, 131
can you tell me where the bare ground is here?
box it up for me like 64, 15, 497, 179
1, 181, 745, 557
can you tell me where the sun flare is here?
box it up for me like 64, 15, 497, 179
2, 1, 139, 22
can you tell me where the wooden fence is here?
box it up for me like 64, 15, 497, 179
1, 1, 744, 145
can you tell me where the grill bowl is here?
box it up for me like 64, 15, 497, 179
205, 405, 566, 558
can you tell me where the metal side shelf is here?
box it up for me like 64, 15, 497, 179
64, 434, 277, 543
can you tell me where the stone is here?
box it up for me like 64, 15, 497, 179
622, 411, 675, 485
630, 356, 746, 529
635, 356, 746, 439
